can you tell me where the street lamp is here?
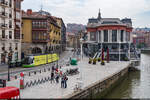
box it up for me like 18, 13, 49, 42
80, 38, 84, 61
119, 42, 121, 62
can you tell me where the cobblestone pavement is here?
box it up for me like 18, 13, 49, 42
7, 57, 130, 99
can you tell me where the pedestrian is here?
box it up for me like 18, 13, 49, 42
52, 66, 55, 72
64, 75, 68, 88
55, 73, 59, 83
51, 71, 55, 83
61, 75, 64, 88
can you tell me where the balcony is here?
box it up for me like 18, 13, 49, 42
0, 12, 8, 18
0, 24, 7, 29
9, 25, 12, 28
32, 39, 48, 43
0, 1, 8, 7
15, 47, 18, 50
9, 47, 12, 51
1, 47, 5, 51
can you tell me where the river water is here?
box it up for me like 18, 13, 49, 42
104, 53, 150, 99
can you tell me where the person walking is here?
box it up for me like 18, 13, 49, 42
51, 71, 55, 83
64, 75, 68, 88
61, 75, 64, 88
52, 66, 55, 72
55, 71, 60, 83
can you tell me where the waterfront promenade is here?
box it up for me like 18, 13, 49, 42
7, 57, 130, 99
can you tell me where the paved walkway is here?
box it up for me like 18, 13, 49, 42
7, 57, 130, 99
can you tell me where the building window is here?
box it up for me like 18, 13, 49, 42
9, 43, 12, 50
2, 30, 5, 38
16, 12, 20, 19
15, 1, 21, 9
14, 31, 20, 39
15, 43, 18, 50
9, 0, 12, 7
112, 30, 117, 42
104, 30, 108, 42
90, 32, 96, 41
22, 34, 24, 39
9, 20, 12, 28
121, 30, 124, 42
9, 31, 12, 39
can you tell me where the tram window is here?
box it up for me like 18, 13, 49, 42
24, 57, 30, 64
28, 57, 33, 64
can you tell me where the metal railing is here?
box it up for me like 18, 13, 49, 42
24, 76, 51, 88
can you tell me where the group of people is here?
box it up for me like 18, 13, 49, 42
50, 65, 68, 88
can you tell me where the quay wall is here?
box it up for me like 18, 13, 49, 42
141, 50, 150, 53
66, 63, 131, 99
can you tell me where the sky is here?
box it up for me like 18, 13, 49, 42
22, 0, 150, 28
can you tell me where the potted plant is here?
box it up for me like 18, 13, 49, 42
89, 57, 92, 64
98, 57, 101, 62
101, 60, 105, 65
93, 58, 97, 65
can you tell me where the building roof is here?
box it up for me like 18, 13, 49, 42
22, 9, 60, 28
87, 11, 132, 28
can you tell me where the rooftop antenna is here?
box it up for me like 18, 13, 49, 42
40, 1, 43, 11
40, 4, 43, 11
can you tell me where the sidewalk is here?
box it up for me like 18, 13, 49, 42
7, 57, 130, 99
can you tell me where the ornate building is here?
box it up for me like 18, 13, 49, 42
86, 10, 137, 61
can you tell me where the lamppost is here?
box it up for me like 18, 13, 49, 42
129, 41, 131, 61
119, 42, 121, 62
80, 38, 84, 61
6, 50, 12, 81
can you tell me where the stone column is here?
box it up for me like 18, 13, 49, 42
98, 31, 99, 43
101, 30, 104, 42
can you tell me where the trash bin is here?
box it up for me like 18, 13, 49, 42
71, 58, 77, 65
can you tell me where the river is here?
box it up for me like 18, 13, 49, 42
104, 53, 150, 99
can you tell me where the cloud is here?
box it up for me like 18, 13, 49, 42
22, 0, 150, 27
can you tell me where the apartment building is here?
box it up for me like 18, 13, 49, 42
0, 0, 23, 65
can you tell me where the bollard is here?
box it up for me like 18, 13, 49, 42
44, 69, 46, 72
15, 76, 17, 79
20, 72, 24, 89
34, 71, 36, 75
48, 68, 50, 71
29, 72, 31, 76
40, 70, 41, 73
3, 80, 6, 87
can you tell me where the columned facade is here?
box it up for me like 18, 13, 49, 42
85, 10, 133, 60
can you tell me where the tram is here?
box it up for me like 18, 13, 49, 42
22, 53, 59, 68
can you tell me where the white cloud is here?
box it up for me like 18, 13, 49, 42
22, 0, 150, 27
